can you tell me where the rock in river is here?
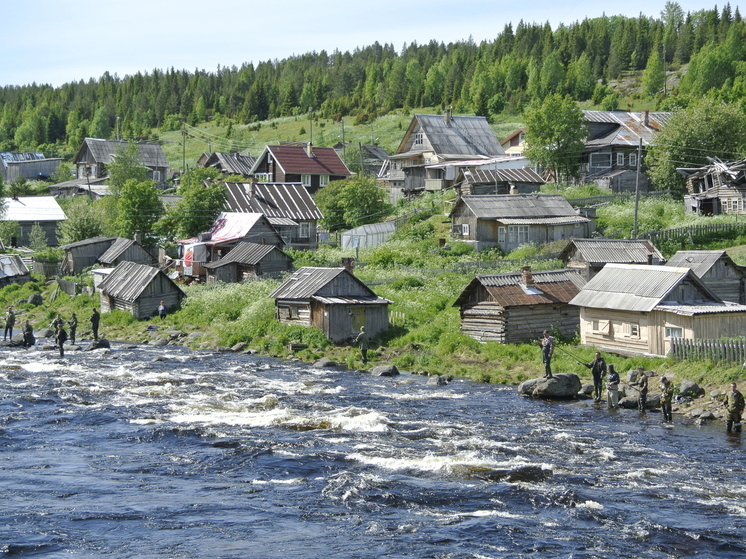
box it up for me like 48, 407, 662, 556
518, 373, 582, 399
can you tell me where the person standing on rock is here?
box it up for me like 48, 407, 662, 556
606, 364, 620, 409
4, 307, 15, 340
22, 320, 35, 348
354, 326, 369, 364
50, 313, 64, 331
537, 330, 555, 378
582, 352, 607, 402
55, 324, 67, 358
90, 308, 100, 341
659, 376, 674, 423
69, 313, 78, 345
630, 366, 648, 412
723, 382, 745, 433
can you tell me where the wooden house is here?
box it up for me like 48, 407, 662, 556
454, 166, 544, 196
60, 236, 118, 274
499, 129, 526, 157
559, 238, 666, 281
1, 196, 67, 246
453, 267, 586, 343
197, 152, 256, 178
1, 152, 63, 182
98, 237, 156, 268
449, 194, 593, 252
0, 254, 31, 287
73, 138, 169, 187
269, 267, 391, 343
665, 250, 746, 304
98, 261, 185, 320
382, 111, 504, 197
249, 144, 351, 195
223, 181, 323, 250
570, 263, 746, 357
360, 144, 390, 177
203, 241, 293, 284
178, 212, 284, 278
580, 110, 670, 192
679, 157, 746, 215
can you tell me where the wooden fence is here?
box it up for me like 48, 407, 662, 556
638, 222, 746, 244
669, 338, 746, 364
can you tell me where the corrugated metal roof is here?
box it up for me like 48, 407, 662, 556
252, 145, 351, 177
312, 295, 392, 305
203, 241, 289, 269
498, 216, 589, 225
463, 167, 545, 185
2, 196, 67, 222
664, 250, 730, 278
208, 212, 266, 241
559, 239, 666, 265
267, 217, 298, 226
0, 254, 29, 279
201, 152, 256, 176
60, 236, 117, 250
77, 138, 168, 168
269, 267, 380, 300
0, 152, 46, 167
99, 261, 183, 301
654, 301, 746, 316
454, 269, 586, 308
400, 114, 504, 157
583, 110, 670, 147
97, 237, 151, 264
223, 182, 323, 220
453, 194, 585, 221
569, 264, 720, 312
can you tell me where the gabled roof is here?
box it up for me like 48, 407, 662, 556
2, 196, 67, 222
453, 269, 586, 308
0, 254, 30, 279
461, 167, 545, 185
250, 145, 351, 177
569, 263, 721, 312
98, 237, 152, 264
200, 152, 256, 176
99, 261, 183, 302
60, 236, 117, 250
665, 250, 745, 278
361, 144, 390, 161
396, 113, 504, 158
74, 138, 168, 168
583, 110, 671, 148
270, 267, 390, 306
451, 194, 588, 225
209, 212, 272, 242
203, 241, 292, 269
223, 182, 323, 221
559, 239, 665, 266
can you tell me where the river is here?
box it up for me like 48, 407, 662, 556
1, 342, 744, 558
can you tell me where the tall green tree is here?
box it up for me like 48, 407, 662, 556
56, 198, 106, 245
315, 176, 392, 231
647, 99, 746, 193
169, 167, 225, 238
107, 141, 149, 196
641, 48, 665, 97
114, 179, 164, 241
524, 94, 586, 182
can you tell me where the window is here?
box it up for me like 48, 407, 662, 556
629, 153, 638, 167
665, 327, 683, 338
590, 152, 612, 170
508, 225, 529, 244
414, 132, 424, 145
461, 223, 470, 236
617, 153, 625, 166
301, 174, 312, 187
319, 175, 329, 187
498, 226, 506, 243
152, 170, 161, 183
628, 323, 640, 338
592, 319, 611, 335
298, 222, 310, 239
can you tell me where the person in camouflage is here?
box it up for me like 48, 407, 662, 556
723, 382, 745, 433
659, 376, 674, 423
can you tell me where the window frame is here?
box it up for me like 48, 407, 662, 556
301, 174, 312, 187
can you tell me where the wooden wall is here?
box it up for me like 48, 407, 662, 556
460, 302, 579, 344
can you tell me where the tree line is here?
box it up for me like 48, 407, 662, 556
0, 3, 743, 157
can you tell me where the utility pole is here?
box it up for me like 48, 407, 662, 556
309, 108, 313, 145
182, 125, 187, 174
632, 138, 643, 239
340, 120, 345, 160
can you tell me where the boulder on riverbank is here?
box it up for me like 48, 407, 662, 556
85, 338, 110, 351
370, 365, 400, 377
518, 373, 582, 399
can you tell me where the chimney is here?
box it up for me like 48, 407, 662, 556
521, 266, 534, 286
509, 183, 518, 195
643, 110, 649, 126
647, 253, 653, 265
444, 107, 452, 125
134, 230, 142, 244
306, 142, 314, 158
341, 257, 355, 274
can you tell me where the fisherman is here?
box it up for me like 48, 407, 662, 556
354, 326, 369, 364
158, 300, 167, 320
629, 366, 649, 412
69, 313, 78, 345
722, 382, 745, 433
4, 306, 15, 340
55, 323, 68, 358
90, 308, 100, 341
582, 351, 607, 402
537, 330, 555, 378
606, 364, 620, 409
22, 320, 34, 349
659, 376, 674, 423
50, 313, 64, 331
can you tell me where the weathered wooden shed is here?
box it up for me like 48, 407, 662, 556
203, 242, 293, 284
453, 267, 586, 343
559, 238, 666, 281
665, 250, 746, 304
269, 267, 391, 343
73, 138, 169, 186
0, 254, 31, 287
1, 152, 63, 182
60, 236, 118, 275
1, 196, 67, 246
98, 261, 185, 320
98, 237, 156, 268
570, 263, 746, 357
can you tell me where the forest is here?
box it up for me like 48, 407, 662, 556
1, 3, 745, 159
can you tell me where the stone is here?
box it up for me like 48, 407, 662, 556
152, 338, 169, 347
370, 365, 400, 377
619, 395, 639, 409
518, 373, 582, 399
187, 332, 204, 341
580, 384, 595, 396
27, 293, 43, 306
231, 342, 247, 353
84, 338, 111, 350
314, 357, 339, 368
38, 328, 54, 339
680, 379, 705, 398
427, 374, 449, 386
